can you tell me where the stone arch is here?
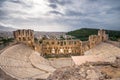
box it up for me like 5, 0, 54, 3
23, 37, 26, 41
19, 37, 21, 41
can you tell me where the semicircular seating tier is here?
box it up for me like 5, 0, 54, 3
0, 44, 55, 80
72, 42, 120, 65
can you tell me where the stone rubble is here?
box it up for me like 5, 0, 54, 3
47, 57, 120, 80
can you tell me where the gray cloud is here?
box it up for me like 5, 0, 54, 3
106, 6, 120, 14
65, 10, 86, 16
11, 0, 21, 3
0, 0, 5, 4
49, 4, 57, 9
0, 0, 120, 31
48, 0, 72, 6
49, 10, 63, 16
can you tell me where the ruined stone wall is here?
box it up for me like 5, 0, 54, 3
82, 29, 108, 52
13, 29, 108, 56
82, 41, 90, 53
83, 30, 108, 51
98, 29, 108, 42
42, 30, 108, 55
88, 35, 101, 49
42, 40, 82, 55
13, 29, 34, 45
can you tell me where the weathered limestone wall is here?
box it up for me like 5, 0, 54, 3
82, 41, 90, 53
42, 40, 82, 55
13, 29, 34, 45
98, 29, 108, 42
88, 35, 101, 49
82, 29, 108, 53
13, 29, 42, 53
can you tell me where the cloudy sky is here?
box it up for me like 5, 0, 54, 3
0, 0, 120, 32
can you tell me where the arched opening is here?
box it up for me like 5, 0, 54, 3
23, 37, 26, 41
19, 37, 21, 41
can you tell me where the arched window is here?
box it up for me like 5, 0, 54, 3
19, 37, 21, 41
51, 42, 54, 45
46, 42, 49, 45
60, 41, 63, 46
23, 37, 26, 41
74, 41, 76, 44
64, 42, 66, 45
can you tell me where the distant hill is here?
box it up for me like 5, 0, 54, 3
66, 28, 120, 41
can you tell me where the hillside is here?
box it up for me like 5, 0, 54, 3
66, 28, 120, 41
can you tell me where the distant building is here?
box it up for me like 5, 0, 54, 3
62, 35, 76, 40
0, 32, 13, 39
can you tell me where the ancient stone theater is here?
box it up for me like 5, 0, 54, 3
13, 29, 108, 56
